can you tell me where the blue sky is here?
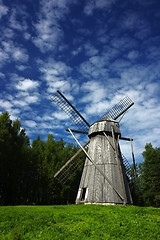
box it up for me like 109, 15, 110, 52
0, 0, 160, 164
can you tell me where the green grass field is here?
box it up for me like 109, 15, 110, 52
0, 205, 160, 239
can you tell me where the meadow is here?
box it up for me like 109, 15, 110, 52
0, 205, 160, 239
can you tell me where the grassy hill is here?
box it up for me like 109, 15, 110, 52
0, 205, 160, 239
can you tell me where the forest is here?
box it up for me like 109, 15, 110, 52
0, 112, 160, 207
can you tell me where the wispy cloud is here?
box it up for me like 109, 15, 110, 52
24, 120, 37, 128
33, 0, 73, 53
0, 40, 29, 68
16, 78, 39, 91
0, 0, 8, 19
84, 0, 117, 15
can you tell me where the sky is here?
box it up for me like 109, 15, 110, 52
0, 0, 160, 164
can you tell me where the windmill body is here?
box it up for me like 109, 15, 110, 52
51, 91, 135, 205
76, 118, 132, 205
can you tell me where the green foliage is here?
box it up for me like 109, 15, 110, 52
129, 164, 143, 206
0, 205, 160, 239
0, 112, 30, 205
0, 112, 83, 205
139, 143, 160, 207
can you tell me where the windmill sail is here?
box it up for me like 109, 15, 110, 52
121, 153, 132, 180
51, 90, 90, 132
54, 141, 89, 184
100, 96, 134, 120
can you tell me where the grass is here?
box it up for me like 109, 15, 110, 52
0, 205, 160, 239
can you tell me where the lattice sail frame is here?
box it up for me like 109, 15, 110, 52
121, 153, 132, 180
100, 96, 134, 121
55, 148, 87, 184
51, 91, 90, 132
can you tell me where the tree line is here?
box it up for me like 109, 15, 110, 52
0, 112, 83, 205
0, 112, 160, 207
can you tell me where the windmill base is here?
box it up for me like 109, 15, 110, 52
81, 202, 132, 206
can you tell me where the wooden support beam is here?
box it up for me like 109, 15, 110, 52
130, 138, 137, 180
120, 136, 133, 141
66, 129, 88, 134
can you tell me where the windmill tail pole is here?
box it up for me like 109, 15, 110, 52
68, 128, 125, 202
130, 138, 137, 180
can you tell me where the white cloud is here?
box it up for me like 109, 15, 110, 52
2, 27, 14, 39
38, 58, 74, 94
16, 79, 40, 91
0, 72, 5, 78
81, 80, 107, 103
13, 100, 28, 107
84, 0, 117, 15
33, 24, 63, 53
33, 0, 73, 52
0, 48, 9, 67
8, 6, 28, 32
0, 99, 13, 109
24, 120, 37, 128
127, 50, 139, 61
1, 40, 29, 64
84, 42, 99, 57
25, 95, 39, 104
52, 111, 69, 120
39, 59, 71, 78
72, 47, 82, 56
79, 56, 109, 79
16, 65, 28, 71
111, 36, 138, 51
12, 49, 28, 62
0, 2, 8, 19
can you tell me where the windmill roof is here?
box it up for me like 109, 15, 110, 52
96, 116, 118, 123
88, 119, 120, 136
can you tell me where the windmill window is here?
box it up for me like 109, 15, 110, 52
81, 187, 87, 201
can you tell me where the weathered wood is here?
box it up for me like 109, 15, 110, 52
68, 128, 124, 202
75, 119, 133, 205
120, 136, 133, 141
130, 138, 137, 179
65, 129, 88, 134
111, 126, 127, 205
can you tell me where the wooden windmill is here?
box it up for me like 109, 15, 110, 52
51, 90, 135, 205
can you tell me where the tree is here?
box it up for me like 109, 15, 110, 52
129, 164, 143, 206
139, 143, 160, 207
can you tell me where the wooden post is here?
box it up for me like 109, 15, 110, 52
130, 138, 137, 179
111, 126, 126, 205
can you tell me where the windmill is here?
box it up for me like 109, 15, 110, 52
51, 90, 135, 205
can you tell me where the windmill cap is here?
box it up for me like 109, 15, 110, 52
97, 116, 118, 122
88, 119, 120, 137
